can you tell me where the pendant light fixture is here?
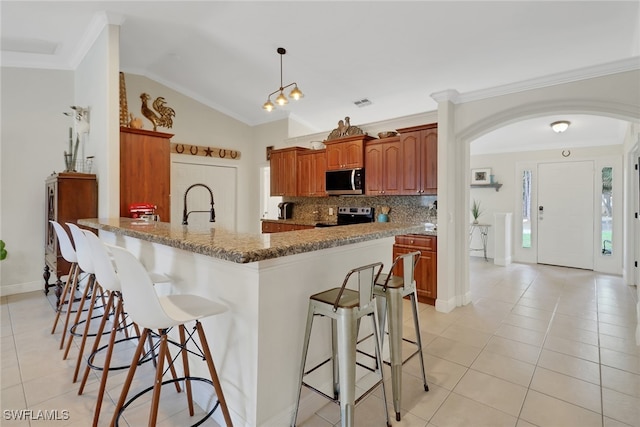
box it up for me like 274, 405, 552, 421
263, 47, 303, 112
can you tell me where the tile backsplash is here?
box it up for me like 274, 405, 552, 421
283, 195, 437, 224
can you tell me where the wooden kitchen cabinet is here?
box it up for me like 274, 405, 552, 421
397, 123, 438, 195
44, 172, 98, 301
364, 136, 402, 195
120, 127, 172, 221
324, 135, 374, 170
270, 147, 308, 196
297, 149, 327, 197
261, 221, 314, 233
393, 234, 437, 305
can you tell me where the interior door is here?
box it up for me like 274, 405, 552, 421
537, 161, 594, 269
172, 161, 237, 231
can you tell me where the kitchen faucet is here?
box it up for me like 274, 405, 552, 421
182, 183, 215, 225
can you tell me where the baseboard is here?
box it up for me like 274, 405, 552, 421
494, 256, 512, 266
435, 296, 457, 313
0, 280, 43, 297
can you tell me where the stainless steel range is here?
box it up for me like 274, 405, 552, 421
315, 207, 375, 227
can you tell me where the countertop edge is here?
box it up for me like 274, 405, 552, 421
79, 218, 432, 264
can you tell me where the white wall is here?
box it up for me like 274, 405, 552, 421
0, 68, 74, 293
123, 73, 258, 232
470, 144, 624, 274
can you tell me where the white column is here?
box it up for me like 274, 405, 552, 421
494, 212, 512, 266
432, 89, 470, 312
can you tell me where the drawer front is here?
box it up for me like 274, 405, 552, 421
394, 234, 436, 251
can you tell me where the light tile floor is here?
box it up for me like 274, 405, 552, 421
2, 259, 639, 426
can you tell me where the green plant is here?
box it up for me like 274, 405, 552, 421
0, 240, 7, 261
471, 199, 482, 221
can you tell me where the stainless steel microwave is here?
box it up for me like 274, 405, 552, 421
325, 168, 364, 195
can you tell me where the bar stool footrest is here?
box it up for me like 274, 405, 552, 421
114, 376, 221, 427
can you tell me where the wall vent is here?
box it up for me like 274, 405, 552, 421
353, 98, 372, 108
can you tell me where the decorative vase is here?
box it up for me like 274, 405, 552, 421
473, 219, 479, 224
378, 213, 389, 222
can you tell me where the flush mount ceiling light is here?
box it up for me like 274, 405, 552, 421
550, 120, 571, 133
262, 47, 303, 112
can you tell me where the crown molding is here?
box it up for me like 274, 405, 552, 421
430, 89, 460, 103
456, 56, 640, 104
69, 11, 125, 69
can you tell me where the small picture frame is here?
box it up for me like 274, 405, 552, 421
471, 168, 491, 184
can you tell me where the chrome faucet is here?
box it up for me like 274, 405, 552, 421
182, 183, 216, 225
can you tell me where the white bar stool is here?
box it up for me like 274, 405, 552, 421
64, 223, 110, 382
373, 251, 429, 422
291, 262, 390, 427
108, 244, 233, 427
49, 221, 80, 343
78, 230, 179, 427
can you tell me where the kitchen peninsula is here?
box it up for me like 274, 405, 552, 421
79, 217, 427, 426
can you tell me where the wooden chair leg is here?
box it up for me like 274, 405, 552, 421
63, 273, 95, 356
110, 328, 149, 427
51, 263, 77, 334
78, 292, 115, 395
148, 332, 168, 427
69, 282, 102, 381
59, 266, 80, 348
179, 325, 195, 416
92, 299, 123, 427
196, 321, 233, 426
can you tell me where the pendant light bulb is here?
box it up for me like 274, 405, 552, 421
263, 99, 275, 112
289, 85, 303, 100
275, 91, 288, 106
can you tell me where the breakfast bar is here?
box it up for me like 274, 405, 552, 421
78, 218, 427, 427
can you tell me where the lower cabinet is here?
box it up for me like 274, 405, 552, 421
393, 234, 437, 305
261, 221, 315, 233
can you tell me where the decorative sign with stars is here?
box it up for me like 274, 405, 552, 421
170, 143, 241, 160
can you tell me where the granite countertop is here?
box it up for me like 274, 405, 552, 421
79, 218, 430, 264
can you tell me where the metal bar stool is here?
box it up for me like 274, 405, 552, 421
108, 245, 233, 427
291, 262, 390, 427
372, 250, 429, 422
49, 221, 80, 344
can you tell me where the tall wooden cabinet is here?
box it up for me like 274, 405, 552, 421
120, 127, 172, 221
44, 172, 98, 299
397, 123, 438, 195
270, 146, 309, 197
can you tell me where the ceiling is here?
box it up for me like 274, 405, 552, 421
2, 1, 639, 153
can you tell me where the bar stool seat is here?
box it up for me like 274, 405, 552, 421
372, 251, 429, 422
291, 262, 390, 427
109, 244, 233, 427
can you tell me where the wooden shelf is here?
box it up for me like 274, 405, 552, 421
471, 183, 502, 192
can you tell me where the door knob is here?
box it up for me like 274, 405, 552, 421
539, 206, 544, 212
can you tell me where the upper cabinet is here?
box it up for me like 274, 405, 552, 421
297, 149, 327, 197
325, 135, 374, 170
120, 127, 172, 221
397, 123, 438, 195
270, 146, 309, 197
364, 136, 402, 195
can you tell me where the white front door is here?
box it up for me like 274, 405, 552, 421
537, 161, 594, 269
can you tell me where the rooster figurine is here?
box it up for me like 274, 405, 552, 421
140, 93, 176, 131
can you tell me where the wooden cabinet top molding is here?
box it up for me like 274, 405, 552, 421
323, 134, 376, 146
396, 123, 438, 134
120, 126, 174, 139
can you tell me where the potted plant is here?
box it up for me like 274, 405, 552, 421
0, 240, 7, 261
471, 199, 482, 224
